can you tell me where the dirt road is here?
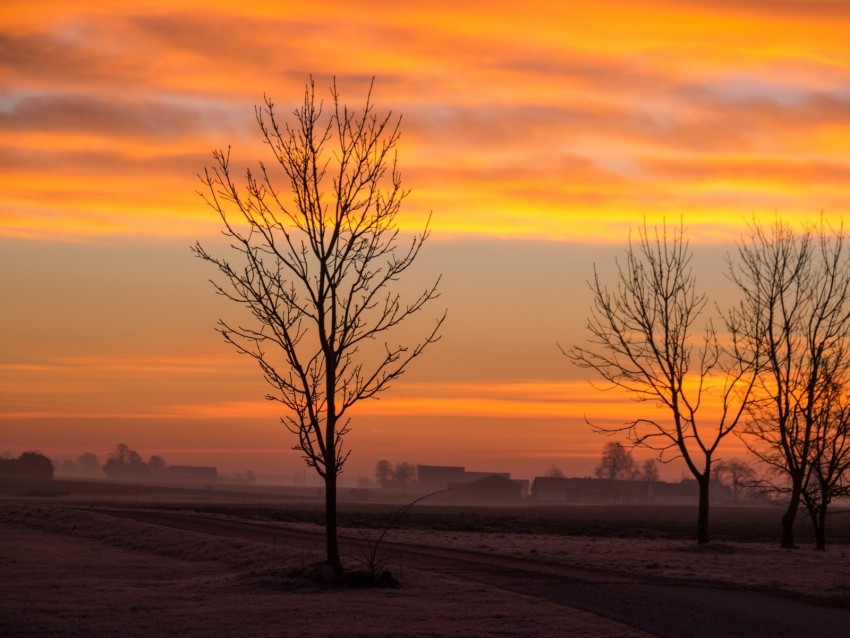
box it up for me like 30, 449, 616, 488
98, 508, 850, 638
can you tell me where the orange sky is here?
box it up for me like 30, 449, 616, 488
2, 1, 850, 481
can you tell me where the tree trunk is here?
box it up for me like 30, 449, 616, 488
324, 471, 343, 574
814, 507, 827, 551
780, 484, 801, 548
697, 475, 710, 544
813, 488, 828, 551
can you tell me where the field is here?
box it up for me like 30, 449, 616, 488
2, 478, 850, 637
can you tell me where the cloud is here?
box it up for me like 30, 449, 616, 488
0, 147, 206, 178
676, 0, 850, 20
642, 156, 850, 187
0, 93, 242, 139
0, 32, 123, 88
3, 0, 850, 246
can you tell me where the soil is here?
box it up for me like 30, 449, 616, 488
2, 480, 850, 636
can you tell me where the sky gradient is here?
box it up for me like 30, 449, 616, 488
3, 1, 850, 481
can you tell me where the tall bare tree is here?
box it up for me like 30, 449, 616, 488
193, 79, 444, 574
802, 379, 850, 549
727, 220, 850, 548
567, 222, 755, 543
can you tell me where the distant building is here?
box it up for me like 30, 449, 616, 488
418, 464, 527, 496
165, 466, 218, 483
418, 465, 467, 491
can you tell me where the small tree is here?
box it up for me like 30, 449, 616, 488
148, 455, 167, 473
800, 379, 850, 549
714, 459, 756, 501
193, 79, 443, 574
393, 462, 416, 488
544, 465, 565, 478
76, 452, 102, 477
567, 221, 756, 544
374, 460, 394, 488
638, 458, 660, 482
595, 442, 636, 480
374, 460, 416, 488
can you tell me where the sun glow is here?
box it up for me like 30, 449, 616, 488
3, 0, 850, 477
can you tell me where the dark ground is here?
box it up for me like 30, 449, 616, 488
3, 476, 848, 545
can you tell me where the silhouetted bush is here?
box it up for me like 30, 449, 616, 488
0, 451, 54, 479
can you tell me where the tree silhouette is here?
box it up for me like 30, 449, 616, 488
193, 79, 444, 574
713, 459, 755, 501
638, 458, 660, 482
374, 460, 394, 488
544, 465, 564, 478
567, 221, 756, 544
594, 442, 636, 480
0, 451, 54, 480
103, 443, 148, 479
76, 452, 102, 477
728, 219, 850, 548
148, 455, 167, 473
801, 380, 850, 549
374, 460, 416, 488
393, 462, 416, 488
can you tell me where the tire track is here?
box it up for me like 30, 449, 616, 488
93, 507, 850, 638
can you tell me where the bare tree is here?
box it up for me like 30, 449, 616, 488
76, 452, 102, 477
567, 222, 755, 544
638, 458, 660, 482
713, 459, 756, 501
801, 380, 850, 549
374, 460, 416, 488
727, 220, 850, 548
193, 79, 444, 574
148, 455, 167, 473
374, 460, 394, 488
594, 442, 636, 480
393, 461, 416, 488
544, 465, 565, 478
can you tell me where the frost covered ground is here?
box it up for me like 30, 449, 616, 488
2, 499, 849, 636
322, 522, 850, 601
0, 502, 647, 637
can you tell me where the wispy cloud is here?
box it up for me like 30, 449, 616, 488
3, 1, 849, 241
2, 0, 848, 476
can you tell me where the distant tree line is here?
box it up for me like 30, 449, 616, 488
549, 444, 756, 500
52, 452, 104, 477
102, 443, 167, 480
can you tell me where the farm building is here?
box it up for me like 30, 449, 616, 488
418, 464, 528, 497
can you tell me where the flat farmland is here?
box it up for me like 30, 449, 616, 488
2, 480, 850, 637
